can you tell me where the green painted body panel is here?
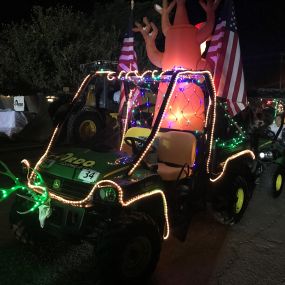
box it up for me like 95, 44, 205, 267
39, 147, 130, 183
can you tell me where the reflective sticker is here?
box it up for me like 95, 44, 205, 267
82, 160, 96, 167
57, 153, 96, 167
73, 158, 86, 165
78, 169, 100, 183
60, 153, 74, 161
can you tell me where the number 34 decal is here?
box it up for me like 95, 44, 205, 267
78, 169, 100, 183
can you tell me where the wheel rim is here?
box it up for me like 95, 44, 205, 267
122, 236, 152, 278
235, 187, 244, 214
79, 120, 96, 141
275, 174, 283, 192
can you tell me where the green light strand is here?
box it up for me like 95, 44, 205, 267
0, 185, 29, 202
274, 99, 278, 118
0, 160, 49, 214
215, 102, 247, 149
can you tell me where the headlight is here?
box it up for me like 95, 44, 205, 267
259, 151, 273, 160
99, 187, 117, 202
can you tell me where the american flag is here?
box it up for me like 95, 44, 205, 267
117, 2, 140, 117
206, 0, 247, 116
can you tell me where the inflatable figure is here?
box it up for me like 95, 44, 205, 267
134, 0, 221, 131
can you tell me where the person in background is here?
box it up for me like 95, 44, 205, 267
268, 113, 284, 140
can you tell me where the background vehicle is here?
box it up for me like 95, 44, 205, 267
245, 90, 285, 198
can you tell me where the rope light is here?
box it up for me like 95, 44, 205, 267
119, 89, 134, 151
210, 150, 255, 182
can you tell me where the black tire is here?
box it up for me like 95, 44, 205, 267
263, 164, 285, 198
67, 108, 105, 146
94, 212, 162, 284
9, 197, 47, 245
67, 107, 120, 151
212, 175, 251, 225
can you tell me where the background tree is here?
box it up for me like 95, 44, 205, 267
0, 0, 161, 96
0, 5, 121, 95
92, 0, 163, 70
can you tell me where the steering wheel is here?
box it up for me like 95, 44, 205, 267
124, 136, 148, 155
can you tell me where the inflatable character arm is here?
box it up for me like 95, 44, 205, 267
196, 0, 222, 44
133, 17, 163, 68
154, 0, 176, 36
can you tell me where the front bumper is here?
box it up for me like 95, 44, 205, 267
44, 200, 86, 237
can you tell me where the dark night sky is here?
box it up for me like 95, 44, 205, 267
0, 0, 284, 88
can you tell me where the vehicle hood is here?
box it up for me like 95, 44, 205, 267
38, 147, 131, 183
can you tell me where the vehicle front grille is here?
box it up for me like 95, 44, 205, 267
41, 173, 94, 200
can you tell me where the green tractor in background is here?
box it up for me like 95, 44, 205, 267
245, 90, 285, 198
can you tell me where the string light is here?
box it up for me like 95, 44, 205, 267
114, 69, 205, 129
71, 74, 92, 103
129, 70, 215, 175
31, 126, 59, 177
214, 102, 247, 149
97, 69, 210, 129
210, 150, 255, 182
128, 71, 181, 175
0, 172, 170, 238
18, 172, 171, 239
0, 160, 49, 213
106, 72, 117, 81
205, 74, 217, 174
119, 89, 134, 151
162, 81, 205, 129
96, 69, 182, 82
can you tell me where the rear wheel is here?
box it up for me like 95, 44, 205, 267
67, 107, 120, 151
94, 212, 162, 284
67, 108, 104, 145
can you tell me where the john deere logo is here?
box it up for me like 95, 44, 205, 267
53, 179, 61, 190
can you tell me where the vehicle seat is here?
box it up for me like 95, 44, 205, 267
157, 131, 197, 181
121, 127, 152, 155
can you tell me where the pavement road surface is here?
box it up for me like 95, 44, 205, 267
0, 146, 285, 285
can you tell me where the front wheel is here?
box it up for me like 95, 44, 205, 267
94, 212, 162, 284
212, 175, 251, 225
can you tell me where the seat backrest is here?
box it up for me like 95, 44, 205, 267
124, 127, 152, 138
157, 131, 197, 167
121, 127, 152, 155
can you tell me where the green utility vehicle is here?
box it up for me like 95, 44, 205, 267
246, 91, 285, 197
1, 70, 259, 283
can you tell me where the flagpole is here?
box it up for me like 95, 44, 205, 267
130, 0, 135, 71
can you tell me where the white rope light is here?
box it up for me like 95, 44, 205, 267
210, 150, 255, 182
